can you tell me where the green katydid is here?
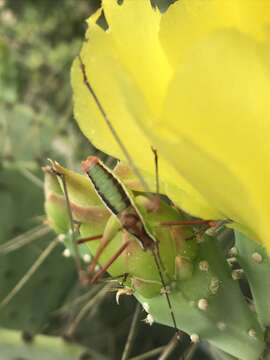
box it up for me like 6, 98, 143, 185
81, 154, 180, 335
49, 156, 191, 337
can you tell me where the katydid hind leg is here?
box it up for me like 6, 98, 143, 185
90, 240, 131, 284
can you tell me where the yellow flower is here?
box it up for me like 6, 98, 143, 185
71, 0, 270, 252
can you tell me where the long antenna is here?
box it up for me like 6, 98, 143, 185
152, 249, 180, 338
78, 55, 150, 193
151, 146, 160, 195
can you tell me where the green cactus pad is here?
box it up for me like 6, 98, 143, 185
0, 327, 107, 360
235, 231, 270, 328
136, 235, 265, 360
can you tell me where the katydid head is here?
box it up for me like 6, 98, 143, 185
81, 156, 100, 174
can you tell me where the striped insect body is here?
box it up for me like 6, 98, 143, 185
82, 156, 156, 251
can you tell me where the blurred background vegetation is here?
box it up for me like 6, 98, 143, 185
0, 0, 215, 359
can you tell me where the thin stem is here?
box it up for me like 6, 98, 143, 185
158, 333, 180, 360
58, 285, 103, 312
2, 160, 39, 172
18, 166, 44, 189
57, 171, 82, 275
152, 249, 179, 335
121, 303, 141, 360
129, 346, 166, 360
182, 343, 197, 360
0, 224, 50, 254
90, 241, 131, 284
0, 237, 59, 308
65, 282, 113, 337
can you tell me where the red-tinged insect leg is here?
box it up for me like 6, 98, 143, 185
77, 234, 103, 245
90, 240, 131, 284
78, 236, 112, 287
87, 236, 113, 275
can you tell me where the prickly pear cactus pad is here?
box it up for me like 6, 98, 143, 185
136, 235, 265, 360
0, 327, 107, 360
235, 231, 270, 328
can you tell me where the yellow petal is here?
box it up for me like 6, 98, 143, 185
102, 0, 172, 115
160, 0, 270, 67
71, 4, 221, 219
145, 30, 270, 248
